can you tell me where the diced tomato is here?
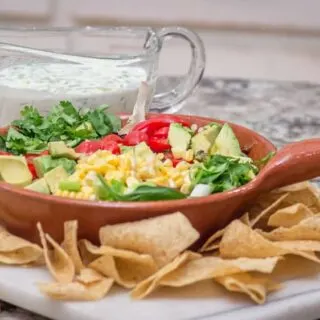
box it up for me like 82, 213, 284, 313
27, 162, 37, 179
75, 139, 121, 155
153, 126, 169, 139
0, 151, 11, 156
131, 116, 190, 135
0, 126, 9, 136
75, 140, 101, 154
148, 138, 171, 153
123, 131, 149, 146
100, 134, 123, 144
100, 140, 120, 154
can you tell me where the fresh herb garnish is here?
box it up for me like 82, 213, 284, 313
7, 101, 121, 154
192, 154, 257, 194
95, 174, 186, 202
6, 127, 47, 154
253, 151, 275, 169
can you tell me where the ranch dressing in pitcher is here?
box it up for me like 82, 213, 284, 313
0, 62, 150, 126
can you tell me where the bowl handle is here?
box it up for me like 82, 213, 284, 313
257, 138, 320, 192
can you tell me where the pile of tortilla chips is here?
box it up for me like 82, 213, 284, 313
1, 181, 320, 305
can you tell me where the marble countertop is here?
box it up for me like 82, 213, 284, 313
1, 77, 320, 320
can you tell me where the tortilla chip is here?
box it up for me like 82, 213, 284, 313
159, 256, 280, 288
38, 277, 113, 301
131, 251, 200, 299
89, 246, 158, 289
259, 215, 320, 241
78, 239, 97, 265
199, 213, 250, 253
268, 204, 314, 227
76, 268, 105, 284
99, 212, 199, 267
0, 226, 42, 265
273, 182, 320, 213
215, 273, 280, 304
274, 240, 320, 252
219, 220, 320, 263
250, 194, 289, 228
62, 221, 84, 273
199, 229, 225, 253
220, 220, 287, 258
37, 223, 75, 283
131, 251, 280, 299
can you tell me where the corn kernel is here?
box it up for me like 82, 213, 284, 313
191, 124, 198, 132
137, 167, 154, 180
157, 153, 165, 160
126, 176, 140, 188
174, 177, 184, 188
183, 149, 194, 162
81, 186, 93, 194
163, 159, 173, 167
106, 156, 120, 167
147, 176, 168, 186
180, 183, 191, 194
75, 192, 84, 199
170, 171, 182, 180
105, 171, 124, 182
168, 179, 176, 188
175, 161, 190, 171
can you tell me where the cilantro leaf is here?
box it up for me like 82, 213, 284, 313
6, 101, 121, 154
6, 127, 47, 154
192, 154, 257, 194
87, 109, 112, 136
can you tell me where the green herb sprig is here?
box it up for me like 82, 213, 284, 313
3, 101, 121, 154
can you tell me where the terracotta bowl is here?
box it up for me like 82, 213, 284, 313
0, 113, 319, 245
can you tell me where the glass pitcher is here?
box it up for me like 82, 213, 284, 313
0, 26, 205, 126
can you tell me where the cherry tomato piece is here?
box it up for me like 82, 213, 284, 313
148, 138, 171, 153
131, 116, 190, 135
27, 162, 37, 179
164, 152, 186, 167
75, 140, 101, 154
100, 140, 120, 154
100, 134, 123, 144
153, 126, 169, 139
0, 126, 9, 136
0, 151, 11, 156
123, 131, 149, 146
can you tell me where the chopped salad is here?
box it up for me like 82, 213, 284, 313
0, 101, 273, 202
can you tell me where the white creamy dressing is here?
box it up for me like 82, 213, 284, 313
0, 62, 151, 126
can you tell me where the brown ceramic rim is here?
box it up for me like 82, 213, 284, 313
0, 114, 276, 212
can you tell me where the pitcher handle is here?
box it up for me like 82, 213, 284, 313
151, 27, 206, 113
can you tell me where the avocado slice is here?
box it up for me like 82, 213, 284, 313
33, 155, 76, 177
48, 141, 78, 160
44, 166, 69, 194
0, 156, 32, 186
168, 123, 192, 151
134, 142, 153, 159
191, 124, 221, 155
210, 124, 242, 157
25, 178, 50, 194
